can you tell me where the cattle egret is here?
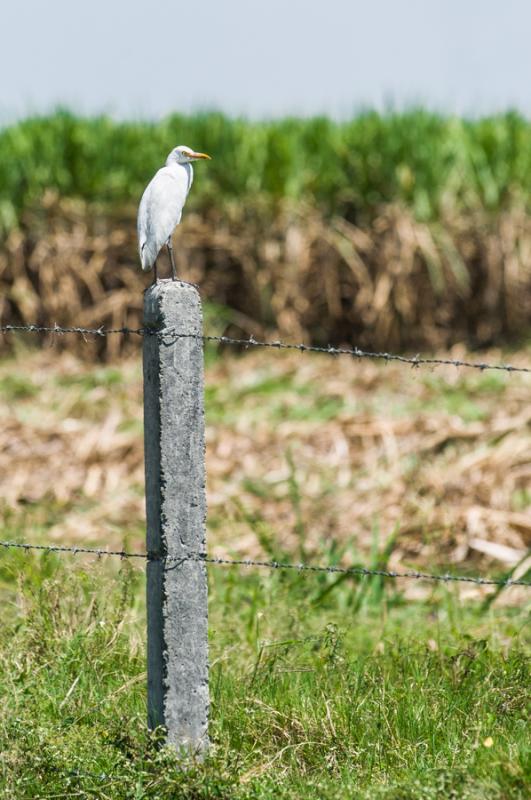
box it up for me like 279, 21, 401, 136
137, 145, 211, 282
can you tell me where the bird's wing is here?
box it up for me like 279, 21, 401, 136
137, 168, 189, 270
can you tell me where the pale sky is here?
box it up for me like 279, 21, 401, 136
2, 0, 531, 121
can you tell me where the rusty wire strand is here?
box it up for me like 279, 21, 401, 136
1, 540, 529, 587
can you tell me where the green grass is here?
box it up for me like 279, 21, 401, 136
3, 108, 531, 231
0, 551, 529, 799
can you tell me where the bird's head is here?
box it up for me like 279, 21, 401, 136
166, 145, 212, 165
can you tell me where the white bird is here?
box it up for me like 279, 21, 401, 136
137, 145, 211, 282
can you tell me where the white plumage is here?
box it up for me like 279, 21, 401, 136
137, 145, 211, 281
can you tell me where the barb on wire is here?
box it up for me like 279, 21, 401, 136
1, 322, 529, 373
1, 540, 529, 588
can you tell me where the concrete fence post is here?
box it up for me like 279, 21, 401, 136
143, 279, 209, 755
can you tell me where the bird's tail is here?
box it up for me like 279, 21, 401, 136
139, 241, 154, 272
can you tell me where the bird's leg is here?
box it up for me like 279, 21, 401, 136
167, 237, 177, 281
152, 259, 158, 285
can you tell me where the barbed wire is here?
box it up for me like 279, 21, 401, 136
201, 334, 531, 373
0, 540, 148, 559
1, 322, 529, 373
1, 540, 529, 587
0, 323, 145, 337
199, 554, 531, 587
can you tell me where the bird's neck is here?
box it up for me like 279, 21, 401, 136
167, 160, 192, 182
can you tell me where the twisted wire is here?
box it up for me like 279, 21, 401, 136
0, 325, 531, 373
1, 323, 529, 373
1, 540, 529, 587
200, 335, 531, 373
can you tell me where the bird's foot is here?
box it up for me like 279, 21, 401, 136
175, 279, 200, 291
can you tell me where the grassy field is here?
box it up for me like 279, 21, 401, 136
0, 340, 529, 798
1, 552, 529, 799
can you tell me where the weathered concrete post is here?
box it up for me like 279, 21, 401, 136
143, 279, 209, 755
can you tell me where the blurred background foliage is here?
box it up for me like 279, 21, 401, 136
1, 110, 530, 354
3, 109, 531, 226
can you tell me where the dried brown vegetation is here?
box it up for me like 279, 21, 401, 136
1, 347, 529, 599
1, 196, 530, 358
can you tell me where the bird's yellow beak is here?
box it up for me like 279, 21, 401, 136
191, 151, 211, 160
